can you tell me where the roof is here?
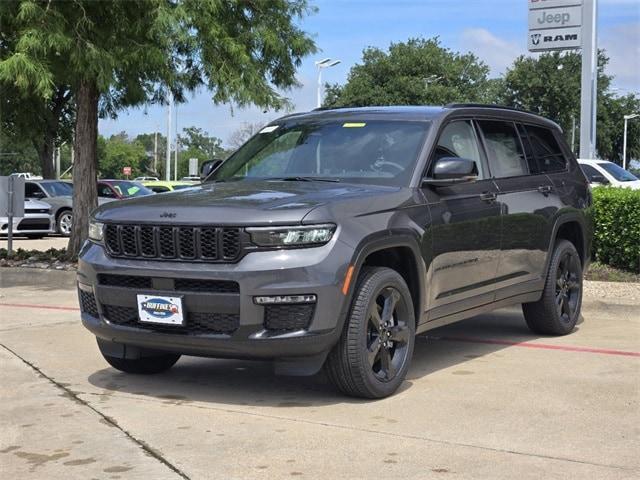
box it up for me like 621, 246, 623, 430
276, 104, 560, 130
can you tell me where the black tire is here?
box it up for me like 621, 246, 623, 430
523, 239, 583, 335
325, 267, 415, 399
100, 350, 181, 375
56, 210, 73, 236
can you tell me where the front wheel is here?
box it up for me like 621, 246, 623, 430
98, 342, 181, 374
523, 239, 583, 335
325, 267, 415, 399
57, 210, 73, 236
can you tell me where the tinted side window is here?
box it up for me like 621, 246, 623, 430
430, 120, 484, 178
25, 182, 45, 198
516, 124, 540, 174
98, 184, 117, 198
525, 125, 567, 173
580, 164, 603, 182
477, 120, 527, 178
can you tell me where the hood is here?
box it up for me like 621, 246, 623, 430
92, 180, 405, 225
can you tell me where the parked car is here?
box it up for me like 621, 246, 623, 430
1, 198, 55, 239
11, 172, 43, 180
578, 159, 640, 189
79, 104, 592, 398
24, 180, 114, 237
142, 181, 196, 193
134, 176, 159, 182
179, 175, 202, 182
97, 180, 155, 200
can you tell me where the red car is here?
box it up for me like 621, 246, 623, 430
97, 180, 155, 200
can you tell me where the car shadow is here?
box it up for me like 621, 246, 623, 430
87, 306, 561, 406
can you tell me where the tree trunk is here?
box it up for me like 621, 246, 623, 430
67, 80, 99, 259
38, 135, 55, 179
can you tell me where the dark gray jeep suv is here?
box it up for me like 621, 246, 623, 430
78, 105, 592, 398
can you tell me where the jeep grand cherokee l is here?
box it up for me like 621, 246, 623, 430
78, 105, 592, 398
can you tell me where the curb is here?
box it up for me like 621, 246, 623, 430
0, 267, 77, 289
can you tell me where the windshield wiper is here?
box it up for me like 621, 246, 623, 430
269, 176, 340, 183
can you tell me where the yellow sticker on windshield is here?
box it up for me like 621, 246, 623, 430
342, 122, 366, 128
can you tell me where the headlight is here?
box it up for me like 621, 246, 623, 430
88, 220, 104, 242
247, 224, 335, 247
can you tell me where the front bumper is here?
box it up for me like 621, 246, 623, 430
77, 237, 354, 361
0, 214, 55, 235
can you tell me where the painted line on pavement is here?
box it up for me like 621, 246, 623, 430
429, 335, 640, 358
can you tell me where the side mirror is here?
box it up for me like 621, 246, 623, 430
200, 159, 224, 180
422, 157, 478, 187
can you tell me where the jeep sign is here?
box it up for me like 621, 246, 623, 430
528, 0, 583, 52
528, 5, 582, 30
528, 27, 581, 51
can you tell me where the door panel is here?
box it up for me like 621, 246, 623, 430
422, 120, 501, 317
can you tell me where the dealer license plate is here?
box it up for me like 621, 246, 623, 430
136, 294, 185, 326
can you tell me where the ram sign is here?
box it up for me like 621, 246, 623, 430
528, 0, 583, 52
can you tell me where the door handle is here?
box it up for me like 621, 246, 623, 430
480, 191, 497, 202
538, 185, 552, 194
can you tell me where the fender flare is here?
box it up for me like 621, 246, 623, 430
338, 230, 426, 328
543, 212, 590, 274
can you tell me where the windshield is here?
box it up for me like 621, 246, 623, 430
598, 162, 639, 182
41, 181, 73, 197
111, 181, 154, 197
210, 120, 430, 186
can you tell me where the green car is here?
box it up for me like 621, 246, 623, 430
142, 181, 197, 193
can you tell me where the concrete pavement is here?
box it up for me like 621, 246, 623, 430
1, 277, 638, 479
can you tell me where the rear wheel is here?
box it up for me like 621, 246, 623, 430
325, 267, 415, 399
523, 239, 582, 335
57, 210, 73, 236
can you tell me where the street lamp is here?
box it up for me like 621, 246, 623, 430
623, 113, 639, 170
315, 58, 341, 108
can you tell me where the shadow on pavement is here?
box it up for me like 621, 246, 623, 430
87, 307, 549, 406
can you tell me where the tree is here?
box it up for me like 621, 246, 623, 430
493, 50, 639, 162
98, 133, 148, 179
179, 127, 226, 159
1, 0, 316, 258
324, 37, 490, 108
228, 122, 264, 150
0, 2, 74, 179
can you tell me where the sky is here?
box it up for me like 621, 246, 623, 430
99, 0, 640, 148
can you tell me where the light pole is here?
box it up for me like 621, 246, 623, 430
315, 58, 341, 108
623, 113, 639, 170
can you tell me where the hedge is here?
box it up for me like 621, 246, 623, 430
591, 186, 640, 273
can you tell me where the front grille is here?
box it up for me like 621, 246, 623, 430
79, 289, 99, 317
264, 304, 315, 332
17, 218, 50, 230
104, 224, 243, 263
102, 305, 239, 335
97, 274, 239, 293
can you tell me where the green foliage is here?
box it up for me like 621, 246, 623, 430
324, 38, 490, 107
98, 133, 148, 178
494, 51, 640, 162
590, 187, 640, 273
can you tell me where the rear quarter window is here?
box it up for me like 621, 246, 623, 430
525, 125, 567, 173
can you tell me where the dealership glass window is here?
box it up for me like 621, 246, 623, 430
525, 125, 567, 173
478, 120, 528, 178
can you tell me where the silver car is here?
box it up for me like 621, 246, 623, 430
25, 180, 113, 236
0, 198, 55, 238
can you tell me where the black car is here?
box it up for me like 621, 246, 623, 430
78, 105, 592, 398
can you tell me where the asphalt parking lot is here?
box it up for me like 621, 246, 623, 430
1, 270, 638, 479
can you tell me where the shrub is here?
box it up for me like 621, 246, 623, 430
590, 187, 640, 273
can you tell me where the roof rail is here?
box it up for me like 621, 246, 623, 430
445, 103, 540, 115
